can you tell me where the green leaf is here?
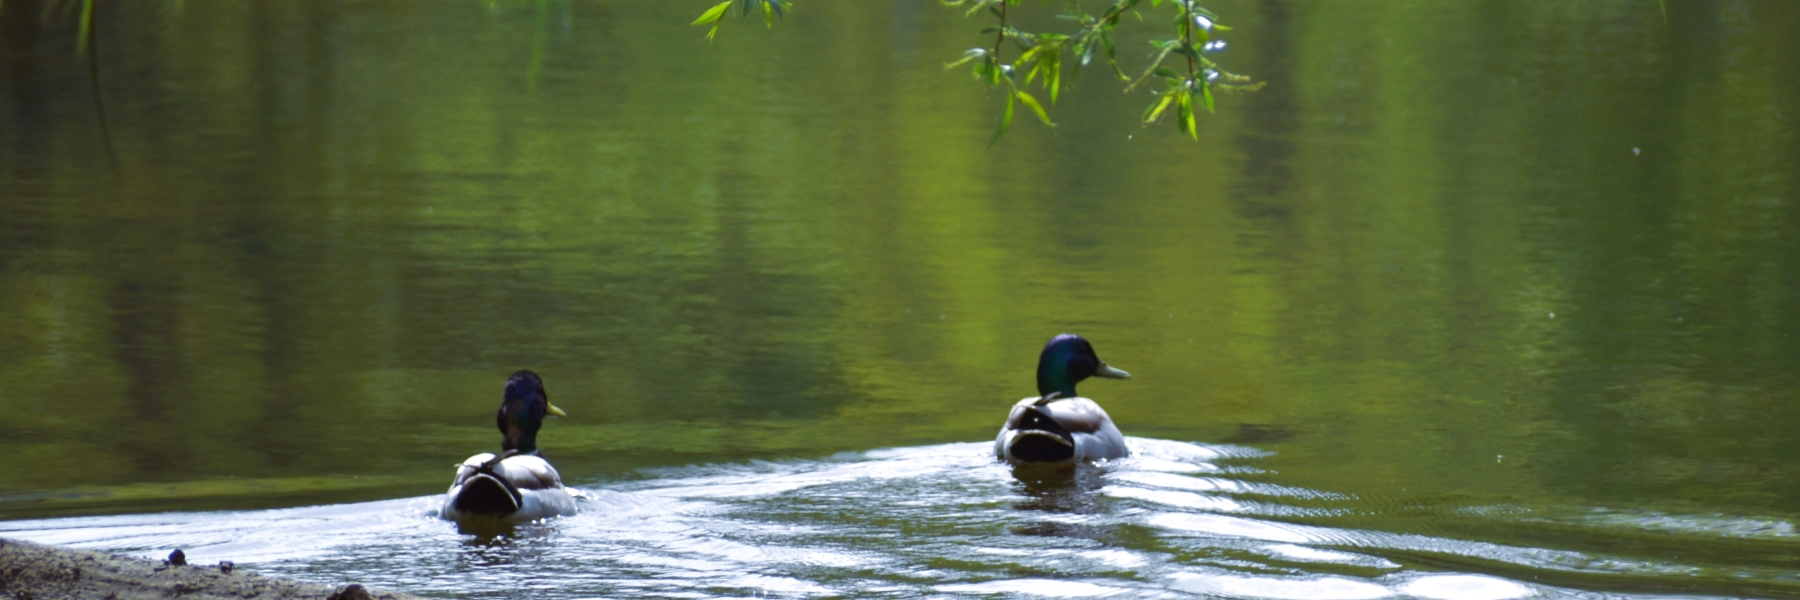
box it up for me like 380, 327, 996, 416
1179, 93, 1197, 139
1143, 92, 1175, 123
1103, 33, 1127, 80
1016, 90, 1054, 126
1126, 45, 1176, 92
691, 1, 731, 25
75, 0, 93, 55
1019, 44, 1045, 69
945, 48, 986, 70
1201, 83, 1215, 113
991, 89, 1017, 146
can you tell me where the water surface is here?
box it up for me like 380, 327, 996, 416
10, 440, 1794, 598
2, 0, 1798, 597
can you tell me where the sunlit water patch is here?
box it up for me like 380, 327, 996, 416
3, 440, 1794, 598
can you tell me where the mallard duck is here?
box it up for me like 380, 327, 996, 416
440, 370, 579, 524
995, 334, 1132, 463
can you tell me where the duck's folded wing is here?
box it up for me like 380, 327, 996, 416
1040, 397, 1114, 435
449, 453, 498, 489
494, 455, 564, 490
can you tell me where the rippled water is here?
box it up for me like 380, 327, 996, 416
4, 1, 1800, 597
8, 439, 1797, 598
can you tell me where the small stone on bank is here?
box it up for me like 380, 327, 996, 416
168, 549, 186, 566
219, 560, 235, 574
327, 583, 374, 600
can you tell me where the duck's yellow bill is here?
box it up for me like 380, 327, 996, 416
547, 403, 568, 417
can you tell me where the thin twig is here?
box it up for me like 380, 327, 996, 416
993, 1, 1008, 61
1182, 1, 1195, 77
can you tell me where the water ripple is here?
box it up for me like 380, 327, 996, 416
2, 439, 1792, 598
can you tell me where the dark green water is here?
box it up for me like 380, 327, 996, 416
3, 1, 1798, 597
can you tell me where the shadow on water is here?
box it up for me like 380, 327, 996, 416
1009, 462, 1114, 540
450, 518, 520, 541
453, 523, 559, 570
1009, 462, 1106, 509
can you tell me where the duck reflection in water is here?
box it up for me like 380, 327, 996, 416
1010, 462, 1107, 513
1009, 463, 1116, 539
455, 524, 557, 565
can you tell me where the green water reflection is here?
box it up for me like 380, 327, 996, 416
1, 0, 1797, 585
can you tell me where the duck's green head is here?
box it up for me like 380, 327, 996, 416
1036, 334, 1130, 398
497, 370, 567, 455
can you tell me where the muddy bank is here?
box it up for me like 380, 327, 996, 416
0, 538, 420, 600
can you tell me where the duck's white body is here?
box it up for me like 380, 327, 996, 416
440, 452, 578, 524
995, 396, 1129, 463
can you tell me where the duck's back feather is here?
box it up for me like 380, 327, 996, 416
448, 453, 563, 488
441, 453, 577, 524
995, 396, 1129, 462
1009, 397, 1113, 434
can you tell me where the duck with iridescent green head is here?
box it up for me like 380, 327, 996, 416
441, 370, 579, 524
995, 334, 1132, 463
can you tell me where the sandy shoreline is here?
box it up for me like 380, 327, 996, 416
0, 537, 420, 600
